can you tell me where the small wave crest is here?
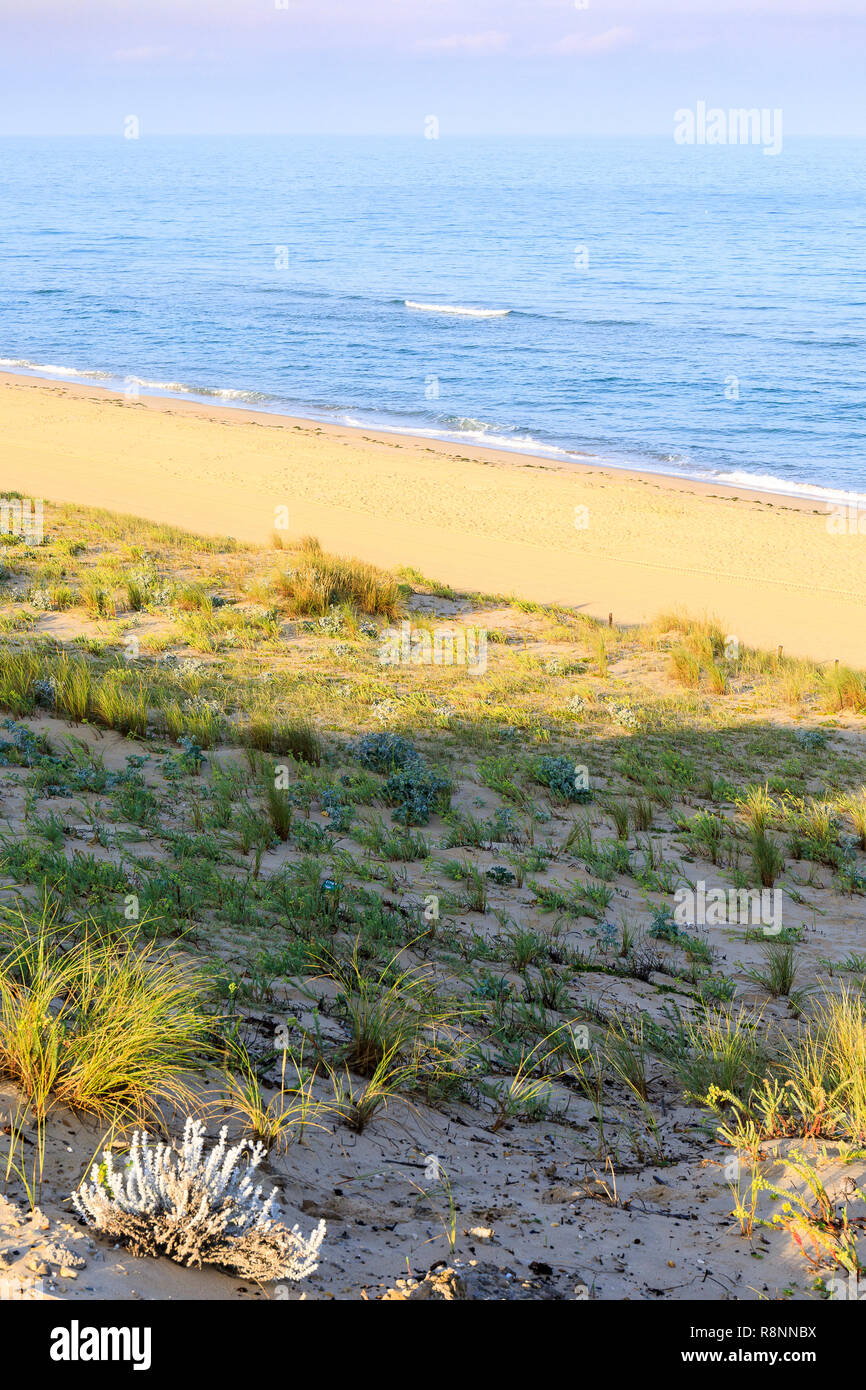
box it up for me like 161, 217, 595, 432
713, 468, 866, 507
0, 357, 113, 380
124, 376, 268, 403
404, 301, 511, 318
0, 359, 270, 406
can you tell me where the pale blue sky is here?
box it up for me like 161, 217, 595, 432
2, 0, 863, 136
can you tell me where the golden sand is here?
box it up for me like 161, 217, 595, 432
2, 370, 864, 663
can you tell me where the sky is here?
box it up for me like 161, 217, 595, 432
1, 0, 864, 137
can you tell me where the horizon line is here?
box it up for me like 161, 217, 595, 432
1, 130, 863, 140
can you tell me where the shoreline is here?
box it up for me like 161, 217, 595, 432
2, 368, 865, 664
0, 367, 841, 515
2, 362, 861, 510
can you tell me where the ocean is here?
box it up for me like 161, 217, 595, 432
0, 135, 863, 501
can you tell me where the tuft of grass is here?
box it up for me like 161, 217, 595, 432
241, 714, 322, 764
124, 577, 147, 612
588, 628, 608, 677
314, 943, 469, 1086
823, 666, 866, 713
54, 655, 93, 723
669, 646, 702, 688
751, 827, 784, 887
222, 1042, 328, 1150
264, 779, 294, 840
781, 989, 866, 1140
0, 905, 211, 1123
81, 577, 116, 619
740, 784, 776, 834
746, 941, 799, 998
173, 582, 212, 613
92, 670, 149, 737
675, 1004, 767, 1102
604, 798, 630, 841
158, 698, 222, 749
685, 810, 727, 865
706, 661, 727, 695
275, 548, 401, 620
844, 790, 866, 851
0, 649, 44, 715
461, 863, 488, 914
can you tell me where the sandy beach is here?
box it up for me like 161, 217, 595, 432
2, 369, 864, 664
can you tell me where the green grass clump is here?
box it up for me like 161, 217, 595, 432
673, 1005, 767, 1102
0, 906, 211, 1122
241, 713, 322, 764
750, 827, 784, 887
276, 547, 401, 620
823, 666, 866, 713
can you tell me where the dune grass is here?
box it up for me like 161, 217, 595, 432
273, 543, 401, 620
0, 904, 211, 1123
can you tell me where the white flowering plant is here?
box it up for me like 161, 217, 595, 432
72, 1118, 325, 1284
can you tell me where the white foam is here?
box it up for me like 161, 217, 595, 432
361, 416, 582, 460
451, 426, 574, 456
0, 357, 110, 378
714, 468, 866, 507
120, 376, 264, 403
404, 301, 511, 318
125, 375, 193, 392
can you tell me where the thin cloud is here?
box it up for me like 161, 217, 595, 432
549, 26, 636, 56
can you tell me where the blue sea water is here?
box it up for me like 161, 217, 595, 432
0, 135, 863, 500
